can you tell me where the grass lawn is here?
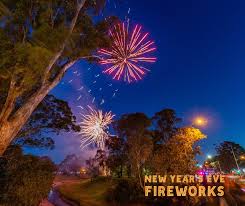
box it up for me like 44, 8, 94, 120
58, 177, 115, 206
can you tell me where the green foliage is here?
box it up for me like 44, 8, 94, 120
106, 179, 142, 204
152, 108, 182, 145
86, 157, 100, 180
156, 127, 206, 174
114, 113, 152, 138
105, 109, 206, 185
15, 94, 80, 149
0, 145, 56, 206
13, 43, 53, 94
0, 30, 14, 79
0, 0, 117, 118
106, 136, 128, 178
103, 117, 206, 205
58, 177, 113, 206
107, 113, 153, 179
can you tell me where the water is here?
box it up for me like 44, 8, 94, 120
48, 189, 71, 206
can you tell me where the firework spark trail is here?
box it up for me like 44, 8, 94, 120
79, 107, 114, 149
66, 63, 120, 112
71, 65, 119, 108
100, 99, 105, 105
98, 22, 156, 83
78, 86, 84, 91
77, 95, 82, 101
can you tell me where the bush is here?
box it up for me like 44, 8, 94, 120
106, 179, 143, 204
0, 145, 56, 206
106, 179, 202, 206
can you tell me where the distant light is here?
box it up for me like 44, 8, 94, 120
207, 155, 212, 159
196, 164, 202, 168
193, 116, 208, 127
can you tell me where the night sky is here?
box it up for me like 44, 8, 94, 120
26, 0, 245, 163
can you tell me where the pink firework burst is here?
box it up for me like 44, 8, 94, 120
98, 22, 156, 83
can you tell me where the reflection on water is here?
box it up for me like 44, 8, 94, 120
48, 189, 71, 206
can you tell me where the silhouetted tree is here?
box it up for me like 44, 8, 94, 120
106, 136, 128, 178
152, 108, 181, 149
215, 141, 245, 173
15, 94, 80, 149
86, 157, 99, 181
114, 113, 152, 188
106, 110, 206, 188
59, 154, 81, 175
95, 149, 110, 175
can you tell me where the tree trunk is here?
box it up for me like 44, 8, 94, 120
137, 164, 144, 190
0, 77, 17, 123
0, 85, 50, 155
0, 121, 13, 155
0, 61, 76, 156
120, 164, 123, 178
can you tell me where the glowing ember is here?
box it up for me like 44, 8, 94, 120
98, 22, 156, 83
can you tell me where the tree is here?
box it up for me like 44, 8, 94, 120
114, 113, 152, 189
15, 94, 80, 149
215, 141, 245, 173
86, 157, 99, 181
0, 0, 117, 155
0, 145, 56, 206
106, 136, 128, 178
152, 108, 182, 146
152, 127, 206, 174
58, 154, 81, 175
95, 149, 109, 176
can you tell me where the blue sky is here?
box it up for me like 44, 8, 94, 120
26, 0, 245, 163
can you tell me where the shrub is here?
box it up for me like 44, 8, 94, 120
106, 179, 143, 204
0, 145, 56, 206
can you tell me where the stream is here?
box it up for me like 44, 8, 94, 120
48, 188, 78, 206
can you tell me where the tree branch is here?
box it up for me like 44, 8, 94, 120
0, 76, 17, 123
43, 0, 87, 83
0, 2, 12, 17
10, 59, 77, 127
49, 60, 77, 89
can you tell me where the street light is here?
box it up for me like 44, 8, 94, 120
193, 116, 208, 127
206, 154, 222, 173
240, 155, 245, 160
